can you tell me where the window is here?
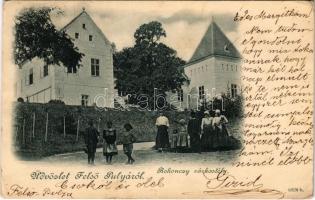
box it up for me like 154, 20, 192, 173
226, 64, 229, 71
231, 84, 237, 98
67, 66, 77, 73
91, 58, 100, 76
177, 89, 184, 102
29, 68, 33, 85
75, 32, 79, 39
82, 24, 86, 29
81, 95, 89, 106
198, 86, 205, 100
43, 65, 49, 77
231, 65, 233, 71
89, 35, 93, 41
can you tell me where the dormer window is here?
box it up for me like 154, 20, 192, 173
82, 24, 86, 29
75, 32, 79, 39
89, 35, 93, 41
224, 44, 230, 53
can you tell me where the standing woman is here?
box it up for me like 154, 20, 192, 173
155, 112, 170, 152
201, 111, 214, 151
212, 109, 229, 150
103, 121, 118, 164
187, 111, 201, 153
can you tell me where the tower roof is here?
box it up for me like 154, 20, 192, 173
188, 20, 241, 65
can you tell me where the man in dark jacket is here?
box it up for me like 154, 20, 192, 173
85, 120, 99, 165
187, 111, 201, 153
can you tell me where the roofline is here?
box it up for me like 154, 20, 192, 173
184, 54, 242, 68
60, 10, 112, 46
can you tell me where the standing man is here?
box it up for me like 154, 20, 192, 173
84, 120, 99, 165
188, 111, 201, 153
155, 112, 170, 152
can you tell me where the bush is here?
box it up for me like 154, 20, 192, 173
48, 99, 65, 105
17, 97, 24, 103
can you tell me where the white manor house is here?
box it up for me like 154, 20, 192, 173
15, 9, 115, 107
168, 20, 242, 110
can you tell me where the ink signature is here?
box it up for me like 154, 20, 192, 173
182, 171, 285, 199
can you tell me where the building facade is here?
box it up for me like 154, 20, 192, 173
168, 20, 242, 110
16, 10, 115, 108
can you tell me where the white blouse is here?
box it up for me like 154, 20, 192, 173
201, 117, 213, 130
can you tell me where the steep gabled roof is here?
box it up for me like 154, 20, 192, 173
188, 20, 241, 64
61, 9, 111, 46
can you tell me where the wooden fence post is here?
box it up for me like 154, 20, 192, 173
45, 112, 49, 142
32, 112, 36, 138
63, 115, 66, 138
22, 118, 25, 145
76, 118, 80, 142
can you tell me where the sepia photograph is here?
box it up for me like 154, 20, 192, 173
1, 1, 313, 198
13, 5, 243, 165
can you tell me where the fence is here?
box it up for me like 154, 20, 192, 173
13, 102, 189, 159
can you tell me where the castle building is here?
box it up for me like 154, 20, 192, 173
15, 9, 115, 107
168, 20, 242, 110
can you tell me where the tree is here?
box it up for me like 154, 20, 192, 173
114, 21, 187, 109
14, 7, 84, 70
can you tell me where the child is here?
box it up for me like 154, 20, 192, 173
177, 119, 189, 151
122, 123, 136, 164
103, 121, 118, 164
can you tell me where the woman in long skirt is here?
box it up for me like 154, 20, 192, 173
103, 121, 118, 164
212, 109, 229, 150
201, 111, 214, 151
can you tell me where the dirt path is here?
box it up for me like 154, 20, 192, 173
42, 142, 240, 166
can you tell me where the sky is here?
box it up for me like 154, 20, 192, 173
46, 2, 239, 61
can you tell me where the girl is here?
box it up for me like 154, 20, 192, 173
177, 119, 189, 152
122, 123, 136, 164
103, 121, 118, 164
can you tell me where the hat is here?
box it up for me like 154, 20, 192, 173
179, 119, 186, 124
215, 109, 221, 114
204, 111, 210, 115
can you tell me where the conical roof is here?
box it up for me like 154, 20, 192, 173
188, 20, 241, 64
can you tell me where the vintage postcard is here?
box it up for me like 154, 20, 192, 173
1, 1, 314, 199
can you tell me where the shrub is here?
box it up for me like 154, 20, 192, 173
17, 97, 24, 103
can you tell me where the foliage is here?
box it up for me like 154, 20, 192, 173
14, 7, 84, 70
201, 94, 243, 118
48, 99, 65, 105
17, 97, 24, 103
114, 21, 187, 109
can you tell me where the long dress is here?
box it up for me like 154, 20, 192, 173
156, 125, 170, 149
187, 118, 201, 153
155, 116, 170, 149
212, 115, 241, 150
103, 128, 118, 156
201, 117, 214, 151
212, 115, 229, 149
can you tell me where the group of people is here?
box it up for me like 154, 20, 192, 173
155, 109, 240, 153
84, 120, 136, 165
84, 109, 240, 165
